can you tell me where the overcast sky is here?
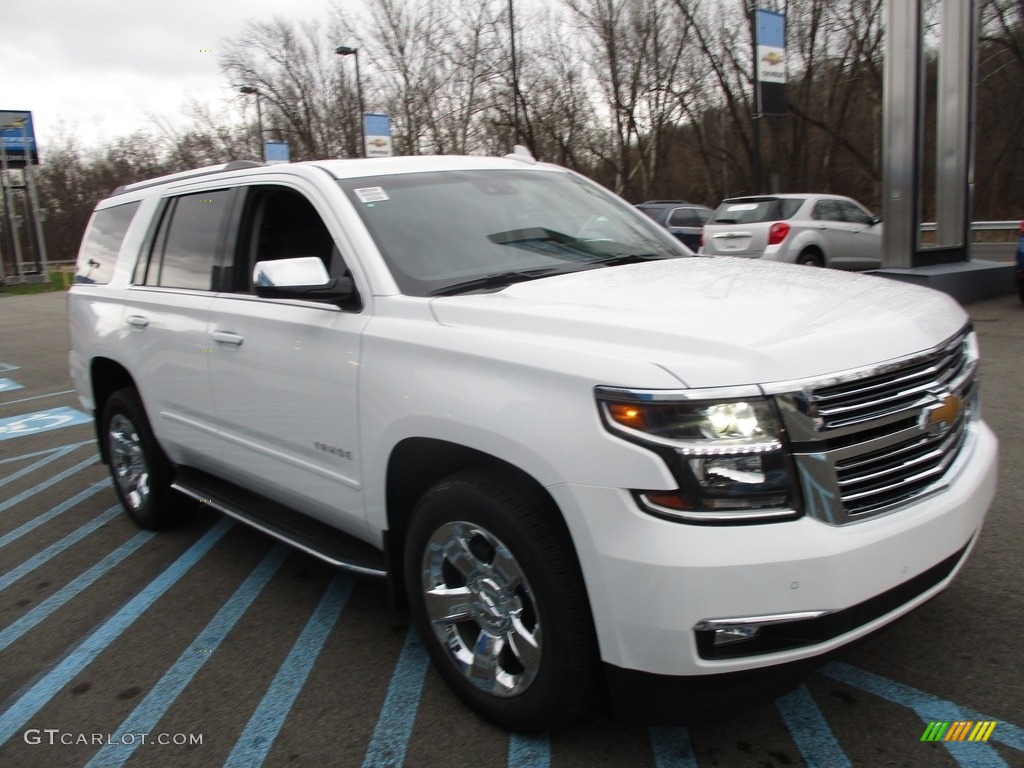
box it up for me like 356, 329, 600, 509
0, 0, 337, 151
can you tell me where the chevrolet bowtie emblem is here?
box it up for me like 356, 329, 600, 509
924, 393, 963, 434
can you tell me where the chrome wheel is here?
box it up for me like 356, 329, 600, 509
108, 413, 150, 511
421, 521, 541, 697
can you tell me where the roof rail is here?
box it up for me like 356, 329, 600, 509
109, 160, 265, 196
640, 199, 691, 205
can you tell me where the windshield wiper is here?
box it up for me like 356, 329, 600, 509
588, 253, 675, 267
429, 267, 571, 296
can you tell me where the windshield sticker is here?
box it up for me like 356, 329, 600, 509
355, 187, 390, 204
726, 203, 759, 211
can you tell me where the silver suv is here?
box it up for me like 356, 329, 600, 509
701, 194, 883, 269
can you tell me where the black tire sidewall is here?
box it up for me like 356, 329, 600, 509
101, 387, 181, 530
403, 469, 597, 732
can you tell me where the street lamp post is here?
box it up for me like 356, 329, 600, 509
239, 85, 263, 160
509, 0, 520, 147
335, 46, 365, 158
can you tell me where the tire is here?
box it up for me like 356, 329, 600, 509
404, 467, 599, 732
101, 387, 184, 530
797, 249, 824, 267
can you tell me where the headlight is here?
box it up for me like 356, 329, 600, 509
596, 386, 800, 523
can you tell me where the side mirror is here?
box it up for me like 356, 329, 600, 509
869, 215, 882, 226
253, 257, 358, 307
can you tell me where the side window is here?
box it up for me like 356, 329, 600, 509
837, 200, 872, 225
812, 199, 842, 222
141, 190, 234, 291
237, 187, 348, 292
74, 202, 140, 284
668, 208, 700, 228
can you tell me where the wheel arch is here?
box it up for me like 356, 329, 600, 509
383, 437, 580, 611
90, 357, 137, 464
797, 244, 826, 266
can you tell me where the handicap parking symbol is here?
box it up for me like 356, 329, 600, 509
0, 407, 91, 441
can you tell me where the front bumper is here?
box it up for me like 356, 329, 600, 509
550, 421, 997, 684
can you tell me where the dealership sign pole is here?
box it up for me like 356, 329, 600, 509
752, 9, 786, 194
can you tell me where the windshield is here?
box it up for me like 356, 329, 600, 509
338, 169, 689, 296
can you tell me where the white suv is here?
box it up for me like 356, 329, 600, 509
702, 193, 883, 269
68, 154, 997, 732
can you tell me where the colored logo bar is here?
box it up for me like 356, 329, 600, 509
921, 721, 997, 742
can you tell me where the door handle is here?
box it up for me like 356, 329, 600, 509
212, 331, 245, 347
125, 315, 149, 329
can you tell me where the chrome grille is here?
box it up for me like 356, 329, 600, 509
812, 331, 969, 430
834, 412, 970, 516
775, 327, 978, 525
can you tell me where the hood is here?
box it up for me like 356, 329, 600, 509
428, 257, 967, 389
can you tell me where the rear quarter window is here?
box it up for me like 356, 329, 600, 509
712, 199, 801, 224
74, 201, 141, 284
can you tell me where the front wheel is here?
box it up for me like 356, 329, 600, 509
404, 468, 599, 732
102, 387, 184, 530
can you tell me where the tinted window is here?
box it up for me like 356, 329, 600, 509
238, 187, 345, 292
836, 200, 873, 224
74, 202, 140, 284
812, 199, 843, 222
667, 207, 708, 228
713, 198, 801, 224
143, 190, 234, 290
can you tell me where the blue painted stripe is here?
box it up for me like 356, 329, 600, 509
821, 663, 1014, 765
0, 378, 24, 393
0, 406, 92, 441
0, 513, 154, 652
0, 478, 110, 549
0, 442, 82, 487
0, 362, 20, 372
86, 543, 290, 767
0, 518, 234, 746
0, 455, 99, 514
775, 685, 852, 768
360, 627, 431, 768
225, 573, 355, 768
0, 505, 121, 591
649, 727, 699, 768
508, 734, 551, 768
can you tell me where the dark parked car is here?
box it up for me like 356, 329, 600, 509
635, 200, 711, 251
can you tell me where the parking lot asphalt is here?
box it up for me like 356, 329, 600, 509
0, 288, 1021, 768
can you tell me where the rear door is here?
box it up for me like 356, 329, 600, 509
118, 188, 239, 467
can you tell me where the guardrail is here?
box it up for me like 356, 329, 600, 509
921, 220, 1020, 233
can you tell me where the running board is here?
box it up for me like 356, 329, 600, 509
172, 467, 388, 578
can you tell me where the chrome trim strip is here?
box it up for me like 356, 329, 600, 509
693, 610, 830, 631
638, 494, 799, 523
760, 324, 973, 396
595, 384, 764, 402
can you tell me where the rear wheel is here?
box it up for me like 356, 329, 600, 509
404, 468, 599, 732
797, 249, 824, 267
102, 387, 184, 530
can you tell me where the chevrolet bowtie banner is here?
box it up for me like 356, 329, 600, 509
755, 9, 787, 117
363, 113, 393, 158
